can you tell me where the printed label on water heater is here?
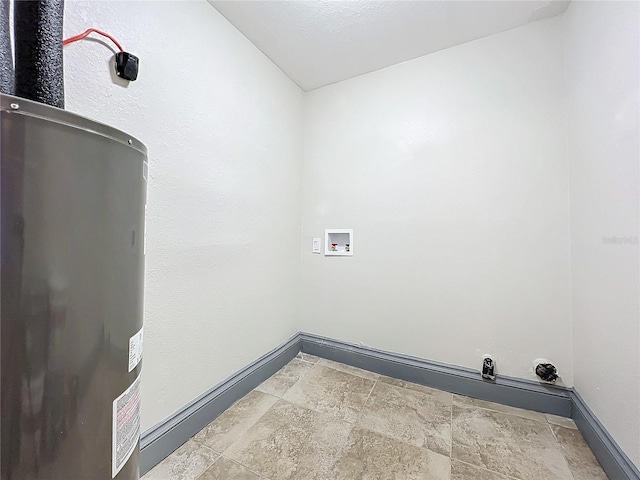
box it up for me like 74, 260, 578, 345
128, 327, 143, 372
112, 372, 141, 478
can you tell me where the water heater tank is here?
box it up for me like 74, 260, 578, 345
1, 94, 147, 480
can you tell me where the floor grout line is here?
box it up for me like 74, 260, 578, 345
450, 391, 453, 479
183, 357, 598, 480
281, 356, 380, 424
547, 423, 578, 480
287, 356, 319, 388
252, 356, 372, 472
453, 397, 553, 426
295, 352, 320, 365
188, 443, 220, 480
353, 376, 378, 426
322, 423, 357, 478
191, 452, 222, 480
453, 458, 523, 480
213, 396, 294, 479
363, 377, 378, 406
315, 357, 381, 381
222, 455, 265, 479
252, 362, 361, 480
190, 391, 280, 457
350, 419, 451, 459
255, 356, 316, 399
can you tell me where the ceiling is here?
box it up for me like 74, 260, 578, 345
209, 0, 570, 91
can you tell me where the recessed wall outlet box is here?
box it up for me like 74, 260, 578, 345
325, 229, 353, 256
312, 238, 321, 254
533, 358, 558, 384
482, 354, 496, 380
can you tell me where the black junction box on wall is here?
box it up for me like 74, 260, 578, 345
115, 52, 139, 81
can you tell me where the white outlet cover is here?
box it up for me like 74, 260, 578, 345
312, 237, 321, 254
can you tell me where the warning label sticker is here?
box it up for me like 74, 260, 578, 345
112, 372, 141, 478
128, 327, 143, 372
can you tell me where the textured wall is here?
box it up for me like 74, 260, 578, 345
565, 0, 640, 467
63, 0, 303, 431
300, 17, 573, 385
60, 4, 640, 468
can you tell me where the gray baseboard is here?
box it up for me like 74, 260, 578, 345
299, 332, 572, 417
138, 333, 300, 476
139, 331, 639, 480
571, 390, 640, 480
300, 333, 639, 480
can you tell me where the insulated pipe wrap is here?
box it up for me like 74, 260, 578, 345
14, 0, 65, 108
0, 0, 12, 94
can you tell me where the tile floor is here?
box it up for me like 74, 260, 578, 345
143, 353, 608, 480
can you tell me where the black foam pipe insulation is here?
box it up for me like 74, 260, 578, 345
0, 0, 13, 94
14, 0, 65, 108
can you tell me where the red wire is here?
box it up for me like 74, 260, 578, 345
63, 28, 124, 52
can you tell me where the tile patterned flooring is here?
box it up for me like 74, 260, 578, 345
143, 354, 608, 480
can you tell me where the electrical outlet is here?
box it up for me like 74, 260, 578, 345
312, 237, 321, 254
482, 354, 496, 380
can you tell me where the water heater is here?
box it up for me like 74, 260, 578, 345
1, 94, 147, 480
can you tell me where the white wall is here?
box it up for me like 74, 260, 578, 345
565, 0, 640, 467
300, 17, 573, 384
60, 3, 640, 466
63, 0, 303, 431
